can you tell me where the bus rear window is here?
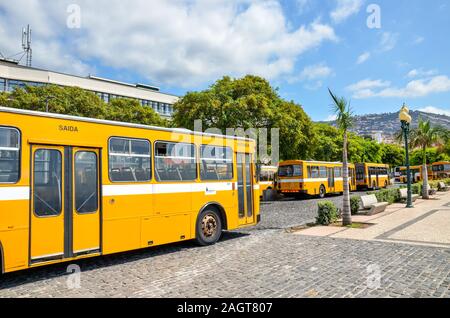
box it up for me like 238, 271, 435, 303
0, 127, 20, 183
278, 165, 302, 177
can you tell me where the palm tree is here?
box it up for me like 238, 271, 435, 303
329, 89, 353, 226
409, 118, 447, 199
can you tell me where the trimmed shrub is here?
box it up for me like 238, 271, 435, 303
367, 188, 400, 204
316, 201, 339, 225
350, 196, 360, 215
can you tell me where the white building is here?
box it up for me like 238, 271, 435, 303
0, 58, 179, 118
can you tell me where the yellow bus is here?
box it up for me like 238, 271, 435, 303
0, 106, 260, 274
276, 160, 356, 198
258, 165, 277, 197
399, 165, 432, 183
355, 163, 390, 189
431, 161, 450, 180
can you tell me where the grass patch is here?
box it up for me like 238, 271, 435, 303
330, 222, 373, 229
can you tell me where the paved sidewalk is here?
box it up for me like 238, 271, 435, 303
295, 192, 450, 248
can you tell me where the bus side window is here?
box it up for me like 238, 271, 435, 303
0, 127, 20, 183
109, 137, 151, 182
155, 142, 197, 182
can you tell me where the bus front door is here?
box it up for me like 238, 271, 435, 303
30, 145, 100, 264
237, 153, 254, 225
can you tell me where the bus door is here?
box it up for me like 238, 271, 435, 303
376, 168, 380, 188
327, 167, 335, 191
30, 145, 100, 264
236, 153, 254, 225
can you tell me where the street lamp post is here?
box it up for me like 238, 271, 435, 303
399, 103, 413, 208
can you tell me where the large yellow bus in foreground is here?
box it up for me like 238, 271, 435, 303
355, 163, 390, 189
276, 160, 356, 198
0, 106, 260, 274
431, 161, 450, 180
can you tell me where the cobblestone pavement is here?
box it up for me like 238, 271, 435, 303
253, 191, 368, 231
0, 192, 449, 298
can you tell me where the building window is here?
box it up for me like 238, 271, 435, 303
33, 149, 62, 217
0, 127, 20, 183
0, 78, 5, 92
154, 142, 197, 181
200, 145, 233, 180
109, 137, 151, 182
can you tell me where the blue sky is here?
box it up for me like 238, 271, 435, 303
0, 0, 449, 121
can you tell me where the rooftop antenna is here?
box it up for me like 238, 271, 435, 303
21, 24, 32, 67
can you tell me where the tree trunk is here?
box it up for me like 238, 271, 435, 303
342, 131, 352, 226
422, 148, 429, 199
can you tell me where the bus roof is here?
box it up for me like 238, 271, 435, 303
432, 161, 450, 165
0, 106, 254, 142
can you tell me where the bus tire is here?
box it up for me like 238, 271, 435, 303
195, 208, 223, 246
372, 181, 377, 190
319, 185, 326, 198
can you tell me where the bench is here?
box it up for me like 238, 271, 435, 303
438, 182, 450, 192
360, 194, 389, 215
399, 188, 419, 202
425, 184, 437, 196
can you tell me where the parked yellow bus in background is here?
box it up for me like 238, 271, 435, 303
355, 163, 390, 189
431, 161, 450, 180
276, 160, 356, 198
258, 165, 277, 197
399, 165, 432, 183
0, 106, 260, 274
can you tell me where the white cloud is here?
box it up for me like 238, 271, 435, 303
413, 36, 425, 45
0, 0, 337, 87
330, 0, 363, 24
299, 63, 333, 81
348, 75, 450, 99
418, 106, 450, 117
380, 32, 399, 52
346, 78, 390, 91
406, 68, 437, 78
325, 114, 337, 121
356, 52, 370, 64
287, 62, 333, 87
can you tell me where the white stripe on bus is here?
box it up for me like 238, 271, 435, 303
103, 182, 236, 196
0, 186, 29, 201
279, 178, 329, 183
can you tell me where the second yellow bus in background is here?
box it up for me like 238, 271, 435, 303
276, 160, 356, 198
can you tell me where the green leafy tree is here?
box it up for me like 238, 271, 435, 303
172, 75, 314, 161
1, 85, 165, 126
329, 89, 353, 226
108, 98, 167, 126
380, 143, 405, 167
409, 118, 447, 199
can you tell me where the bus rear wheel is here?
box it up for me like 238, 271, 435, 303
319, 185, 326, 199
195, 208, 222, 246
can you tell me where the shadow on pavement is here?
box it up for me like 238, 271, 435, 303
0, 231, 249, 290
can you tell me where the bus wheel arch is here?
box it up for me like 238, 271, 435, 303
319, 185, 326, 198
195, 203, 226, 246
